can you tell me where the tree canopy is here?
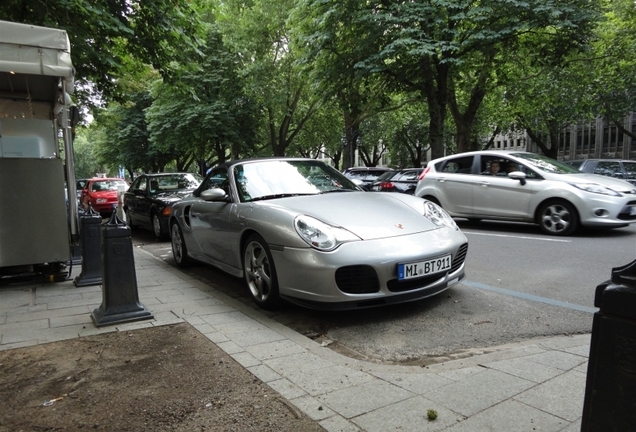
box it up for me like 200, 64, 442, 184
4, 0, 636, 176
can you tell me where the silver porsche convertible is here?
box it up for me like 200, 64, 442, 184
169, 158, 468, 310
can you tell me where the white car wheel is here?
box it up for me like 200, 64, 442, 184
538, 200, 579, 236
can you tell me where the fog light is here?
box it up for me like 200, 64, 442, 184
594, 209, 609, 217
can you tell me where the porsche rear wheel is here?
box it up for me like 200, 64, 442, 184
243, 234, 280, 310
171, 222, 191, 267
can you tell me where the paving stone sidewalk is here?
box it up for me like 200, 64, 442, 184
0, 248, 590, 431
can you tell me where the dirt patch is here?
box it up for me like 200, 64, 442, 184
0, 323, 324, 431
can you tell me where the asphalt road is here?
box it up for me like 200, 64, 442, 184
133, 220, 636, 366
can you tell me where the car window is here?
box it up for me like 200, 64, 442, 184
437, 156, 474, 174
132, 177, 147, 192
376, 171, 396, 182
396, 170, 421, 181
564, 161, 583, 169
594, 161, 623, 178
623, 162, 636, 177
92, 180, 127, 192
512, 153, 578, 174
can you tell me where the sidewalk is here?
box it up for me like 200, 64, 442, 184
0, 248, 589, 432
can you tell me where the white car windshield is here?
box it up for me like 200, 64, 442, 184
512, 153, 580, 174
234, 160, 358, 202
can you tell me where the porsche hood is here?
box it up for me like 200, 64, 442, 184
269, 192, 449, 240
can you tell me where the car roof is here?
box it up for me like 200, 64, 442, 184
88, 177, 126, 181
140, 172, 199, 177
344, 166, 392, 172
213, 157, 318, 171
568, 159, 631, 163
428, 150, 532, 163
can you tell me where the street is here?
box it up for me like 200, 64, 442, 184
133, 219, 636, 365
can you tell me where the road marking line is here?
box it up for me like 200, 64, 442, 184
462, 231, 571, 242
463, 280, 598, 314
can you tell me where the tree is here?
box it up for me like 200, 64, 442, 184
0, 0, 202, 106
72, 126, 106, 178
500, 63, 595, 158
590, 0, 636, 139
346, 0, 600, 158
145, 24, 258, 172
293, 0, 404, 169
215, 0, 321, 157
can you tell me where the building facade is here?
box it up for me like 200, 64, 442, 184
525, 114, 636, 161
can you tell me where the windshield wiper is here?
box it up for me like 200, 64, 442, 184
320, 189, 356, 193
250, 193, 316, 202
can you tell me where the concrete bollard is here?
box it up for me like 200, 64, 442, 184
581, 259, 636, 432
91, 210, 153, 327
73, 204, 103, 287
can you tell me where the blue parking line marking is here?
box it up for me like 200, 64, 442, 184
463, 280, 598, 314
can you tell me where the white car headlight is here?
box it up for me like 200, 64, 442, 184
294, 215, 360, 251
423, 201, 458, 230
569, 183, 621, 197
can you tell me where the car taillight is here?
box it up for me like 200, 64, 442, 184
418, 166, 431, 181
380, 182, 394, 189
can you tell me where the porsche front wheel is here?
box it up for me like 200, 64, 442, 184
243, 234, 280, 309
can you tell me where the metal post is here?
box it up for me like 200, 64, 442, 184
581, 259, 636, 432
73, 204, 102, 287
91, 211, 152, 327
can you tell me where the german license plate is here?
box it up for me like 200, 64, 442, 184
398, 255, 452, 281
630, 206, 636, 216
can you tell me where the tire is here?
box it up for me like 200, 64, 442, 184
243, 234, 280, 310
171, 222, 192, 267
125, 209, 138, 229
537, 200, 579, 236
152, 212, 167, 240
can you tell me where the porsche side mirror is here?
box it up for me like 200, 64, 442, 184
200, 188, 228, 202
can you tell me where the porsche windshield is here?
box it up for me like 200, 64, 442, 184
234, 160, 358, 202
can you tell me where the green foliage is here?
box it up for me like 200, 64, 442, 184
216, 0, 323, 156
10, 0, 633, 172
146, 23, 259, 169
0, 0, 202, 106
72, 127, 105, 179
589, 0, 636, 137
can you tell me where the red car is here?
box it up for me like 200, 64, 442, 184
80, 177, 129, 216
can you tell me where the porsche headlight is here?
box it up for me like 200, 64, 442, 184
569, 183, 621, 197
294, 215, 360, 251
423, 201, 458, 229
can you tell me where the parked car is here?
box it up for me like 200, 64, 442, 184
414, 150, 636, 236
563, 159, 636, 186
80, 177, 129, 216
342, 166, 394, 190
170, 158, 468, 310
370, 168, 424, 194
123, 172, 203, 240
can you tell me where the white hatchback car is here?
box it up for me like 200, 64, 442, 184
414, 151, 636, 235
